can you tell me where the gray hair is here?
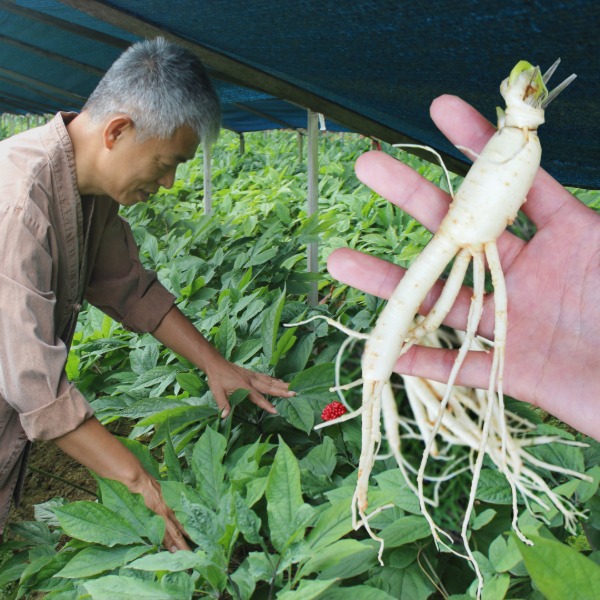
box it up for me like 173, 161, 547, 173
83, 37, 221, 145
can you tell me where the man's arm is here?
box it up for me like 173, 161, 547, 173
53, 416, 189, 552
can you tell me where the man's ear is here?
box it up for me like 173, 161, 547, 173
103, 115, 134, 150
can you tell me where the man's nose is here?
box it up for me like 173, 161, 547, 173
158, 169, 176, 190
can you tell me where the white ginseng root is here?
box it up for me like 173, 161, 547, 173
306, 60, 588, 597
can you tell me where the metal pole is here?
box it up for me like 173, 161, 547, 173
307, 110, 319, 306
203, 139, 212, 215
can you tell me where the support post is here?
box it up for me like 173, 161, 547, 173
307, 110, 319, 306
203, 140, 212, 215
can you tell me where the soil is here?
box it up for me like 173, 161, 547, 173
6, 441, 97, 525
6, 421, 131, 527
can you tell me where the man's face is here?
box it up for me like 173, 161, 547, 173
104, 121, 199, 206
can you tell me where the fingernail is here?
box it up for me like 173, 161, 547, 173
170, 545, 178, 553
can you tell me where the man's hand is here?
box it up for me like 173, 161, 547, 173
152, 305, 295, 418
327, 94, 600, 440
54, 417, 191, 551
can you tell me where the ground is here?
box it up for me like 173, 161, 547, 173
7, 440, 97, 525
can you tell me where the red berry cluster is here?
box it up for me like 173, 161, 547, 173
321, 401, 348, 421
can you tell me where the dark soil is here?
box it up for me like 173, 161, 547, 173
6, 421, 132, 527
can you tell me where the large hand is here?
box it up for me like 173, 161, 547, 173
327, 94, 600, 440
205, 358, 295, 418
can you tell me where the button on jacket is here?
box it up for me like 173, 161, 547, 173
0, 113, 176, 533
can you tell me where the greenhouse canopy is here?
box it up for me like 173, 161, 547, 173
0, 0, 598, 187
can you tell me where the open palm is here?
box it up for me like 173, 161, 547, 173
327, 94, 600, 439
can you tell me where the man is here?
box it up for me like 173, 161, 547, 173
328, 94, 600, 442
0, 37, 293, 551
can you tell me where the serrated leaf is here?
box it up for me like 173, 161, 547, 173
84, 575, 182, 599
474, 469, 513, 505
266, 437, 304, 552
276, 578, 338, 599
516, 534, 600, 599
302, 539, 376, 578
96, 478, 163, 545
378, 515, 431, 548
289, 363, 334, 394
52, 502, 144, 546
215, 315, 236, 360
191, 427, 227, 510
127, 550, 204, 572
54, 545, 149, 578
261, 289, 286, 362
277, 396, 314, 434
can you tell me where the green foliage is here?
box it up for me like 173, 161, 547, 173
2, 128, 600, 599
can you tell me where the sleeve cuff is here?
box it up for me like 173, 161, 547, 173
121, 280, 176, 333
19, 385, 95, 442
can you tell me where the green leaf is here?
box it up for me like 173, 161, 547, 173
127, 550, 204, 572
266, 437, 304, 552
261, 288, 286, 362
474, 469, 513, 505
276, 578, 338, 599
96, 478, 150, 530
488, 534, 522, 573
116, 437, 161, 479
163, 420, 183, 482
54, 545, 149, 578
191, 426, 227, 510
365, 561, 435, 600
215, 315, 236, 360
234, 492, 262, 545
84, 575, 182, 599
320, 586, 396, 599
277, 396, 315, 434
516, 534, 600, 599
302, 539, 376, 578
289, 363, 334, 394
52, 502, 145, 546
307, 500, 354, 551
301, 436, 337, 478
176, 371, 207, 396
378, 515, 431, 548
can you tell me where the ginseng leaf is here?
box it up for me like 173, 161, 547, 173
84, 575, 183, 600
52, 502, 144, 546
96, 478, 164, 545
261, 288, 286, 362
191, 426, 227, 510
266, 437, 311, 552
215, 315, 236, 360
515, 534, 600, 599
54, 545, 149, 579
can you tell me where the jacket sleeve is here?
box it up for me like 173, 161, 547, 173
0, 205, 94, 442
84, 203, 176, 333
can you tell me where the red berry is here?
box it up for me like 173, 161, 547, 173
321, 401, 348, 421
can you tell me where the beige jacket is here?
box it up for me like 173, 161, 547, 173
0, 113, 176, 533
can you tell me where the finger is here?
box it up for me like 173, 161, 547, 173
165, 525, 191, 553
429, 94, 578, 229
253, 373, 295, 398
247, 388, 278, 414
395, 344, 494, 393
354, 149, 525, 263
211, 387, 232, 419
354, 150, 452, 233
328, 247, 473, 332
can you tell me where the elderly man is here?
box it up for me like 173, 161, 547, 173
0, 37, 293, 551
